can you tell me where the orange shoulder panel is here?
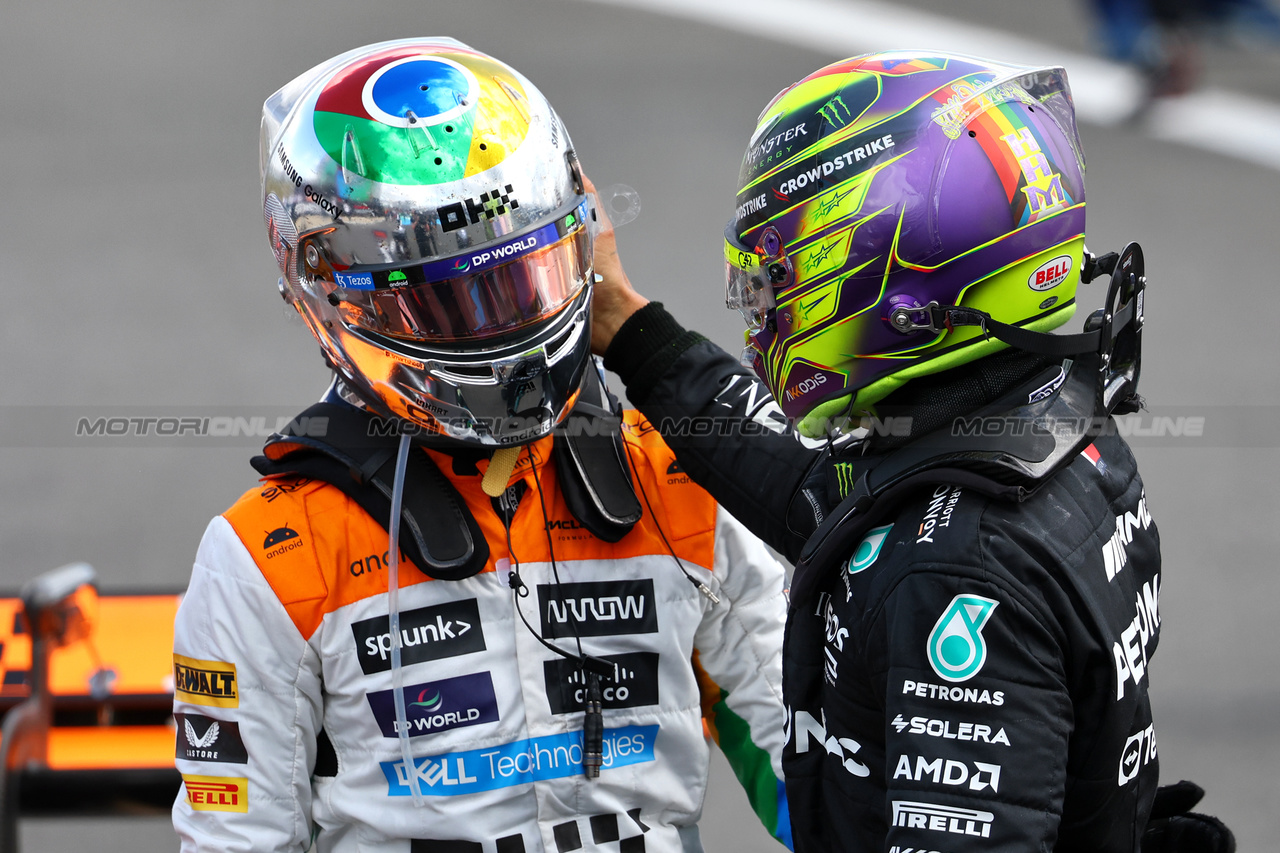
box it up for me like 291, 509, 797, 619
222, 419, 725, 640
615, 410, 719, 569
221, 476, 432, 640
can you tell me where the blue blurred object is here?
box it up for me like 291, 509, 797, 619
1091, 0, 1280, 100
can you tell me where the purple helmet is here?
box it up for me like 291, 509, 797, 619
725, 52, 1087, 434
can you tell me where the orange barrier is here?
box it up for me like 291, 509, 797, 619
0, 594, 180, 706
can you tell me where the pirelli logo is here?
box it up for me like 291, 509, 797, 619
183, 774, 248, 812
174, 654, 238, 708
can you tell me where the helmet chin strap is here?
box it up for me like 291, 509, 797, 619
802, 243, 1145, 436
885, 248, 1128, 359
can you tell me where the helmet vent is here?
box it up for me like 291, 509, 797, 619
402, 110, 441, 159
438, 363, 495, 380
546, 323, 576, 360
496, 77, 530, 125
342, 126, 367, 184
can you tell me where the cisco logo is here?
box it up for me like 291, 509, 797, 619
544, 652, 660, 715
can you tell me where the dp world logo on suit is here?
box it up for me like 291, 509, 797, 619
927, 595, 998, 682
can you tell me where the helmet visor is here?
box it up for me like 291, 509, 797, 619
320, 201, 591, 343
724, 222, 788, 331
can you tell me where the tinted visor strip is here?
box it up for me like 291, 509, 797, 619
336, 201, 588, 291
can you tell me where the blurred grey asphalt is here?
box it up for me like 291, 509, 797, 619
3, 0, 1278, 849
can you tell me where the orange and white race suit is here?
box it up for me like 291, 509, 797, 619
172, 410, 792, 853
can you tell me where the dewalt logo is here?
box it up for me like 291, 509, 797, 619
174, 654, 238, 708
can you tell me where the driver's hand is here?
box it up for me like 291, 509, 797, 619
584, 174, 650, 355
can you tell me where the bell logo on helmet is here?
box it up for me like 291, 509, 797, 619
927, 595, 998, 682
1028, 255, 1072, 291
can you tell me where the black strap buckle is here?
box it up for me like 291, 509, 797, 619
888, 302, 990, 337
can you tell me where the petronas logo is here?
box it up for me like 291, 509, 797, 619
927, 595, 998, 682
848, 524, 893, 574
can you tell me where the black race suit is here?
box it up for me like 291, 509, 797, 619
604, 303, 1162, 853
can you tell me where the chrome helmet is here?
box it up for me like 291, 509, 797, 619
261, 38, 593, 446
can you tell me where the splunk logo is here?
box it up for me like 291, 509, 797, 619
381, 725, 658, 796
537, 580, 658, 639
544, 652, 660, 715
351, 600, 486, 675
366, 672, 499, 738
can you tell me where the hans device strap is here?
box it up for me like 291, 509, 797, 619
554, 366, 643, 543
250, 368, 640, 579
251, 401, 489, 580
